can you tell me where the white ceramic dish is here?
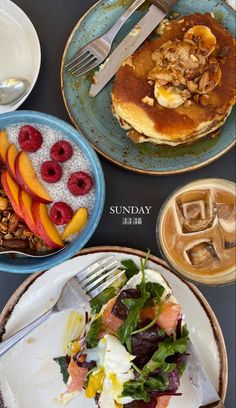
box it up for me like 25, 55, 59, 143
0, 247, 228, 408
0, 0, 41, 113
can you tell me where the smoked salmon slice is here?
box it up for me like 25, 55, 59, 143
156, 395, 171, 408
141, 303, 181, 336
102, 298, 123, 333
67, 359, 88, 393
157, 303, 181, 336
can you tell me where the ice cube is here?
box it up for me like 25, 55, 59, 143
218, 203, 235, 224
182, 200, 206, 221
186, 241, 219, 267
176, 190, 216, 234
217, 203, 236, 249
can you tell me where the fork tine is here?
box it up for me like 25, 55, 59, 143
67, 53, 91, 72
89, 270, 125, 299
77, 256, 116, 282
82, 264, 121, 292
65, 49, 89, 68
74, 59, 101, 77
80, 259, 119, 287
71, 56, 97, 76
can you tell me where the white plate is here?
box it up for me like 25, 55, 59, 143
0, 247, 228, 408
0, 0, 41, 113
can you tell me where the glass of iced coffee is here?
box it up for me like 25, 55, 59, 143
157, 179, 236, 285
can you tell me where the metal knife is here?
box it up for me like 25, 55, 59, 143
89, 0, 177, 97
187, 342, 225, 408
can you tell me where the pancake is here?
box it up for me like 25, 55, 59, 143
112, 13, 236, 146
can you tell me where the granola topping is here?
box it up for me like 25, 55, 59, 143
148, 25, 221, 109
0, 185, 46, 252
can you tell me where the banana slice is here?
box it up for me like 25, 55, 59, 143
154, 84, 187, 109
184, 25, 217, 56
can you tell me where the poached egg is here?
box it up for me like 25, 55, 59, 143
86, 334, 135, 407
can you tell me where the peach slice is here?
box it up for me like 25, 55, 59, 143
61, 208, 88, 241
1, 171, 23, 219
32, 202, 64, 249
19, 190, 38, 236
6, 143, 18, 179
0, 129, 10, 163
15, 151, 52, 204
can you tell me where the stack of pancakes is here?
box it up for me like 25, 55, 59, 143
112, 13, 236, 146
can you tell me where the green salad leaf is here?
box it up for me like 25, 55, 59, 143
86, 317, 102, 348
122, 379, 150, 402
53, 356, 69, 384
122, 375, 168, 402
90, 286, 116, 314
121, 259, 139, 279
142, 324, 189, 376
145, 282, 165, 303
118, 253, 150, 344
118, 294, 149, 344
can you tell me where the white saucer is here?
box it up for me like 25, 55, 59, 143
0, 0, 41, 113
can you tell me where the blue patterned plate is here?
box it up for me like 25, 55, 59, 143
61, 0, 235, 175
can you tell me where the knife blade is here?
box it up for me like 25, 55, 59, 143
187, 342, 224, 408
89, 1, 176, 97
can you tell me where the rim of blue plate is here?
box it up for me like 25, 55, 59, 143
61, 0, 236, 176
0, 110, 105, 274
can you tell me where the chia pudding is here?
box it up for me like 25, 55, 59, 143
0, 123, 96, 252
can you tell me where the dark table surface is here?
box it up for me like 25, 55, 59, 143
0, 0, 235, 406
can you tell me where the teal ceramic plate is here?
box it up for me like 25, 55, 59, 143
61, 0, 235, 175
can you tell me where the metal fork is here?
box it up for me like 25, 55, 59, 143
0, 256, 124, 357
66, 0, 145, 77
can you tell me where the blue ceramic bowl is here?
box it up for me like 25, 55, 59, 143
0, 111, 105, 273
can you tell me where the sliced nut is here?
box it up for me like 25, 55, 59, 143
185, 68, 202, 80
199, 71, 210, 92
205, 80, 216, 93
190, 54, 198, 62
0, 222, 8, 232
8, 213, 20, 233
4, 233, 13, 240
141, 96, 155, 107
23, 230, 33, 238
193, 94, 200, 103
0, 197, 8, 211
187, 80, 199, 93
198, 47, 210, 56
184, 38, 195, 46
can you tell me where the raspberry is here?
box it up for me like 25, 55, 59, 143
50, 140, 73, 162
41, 161, 62, 183
18, 125, 43, 152
68, 171, 93, 196
50, 202, 73, 225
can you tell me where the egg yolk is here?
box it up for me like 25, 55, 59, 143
85, 370, 105, 398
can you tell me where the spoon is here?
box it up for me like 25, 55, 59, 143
0, 78, 30, 105
0, 245, 67, 258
